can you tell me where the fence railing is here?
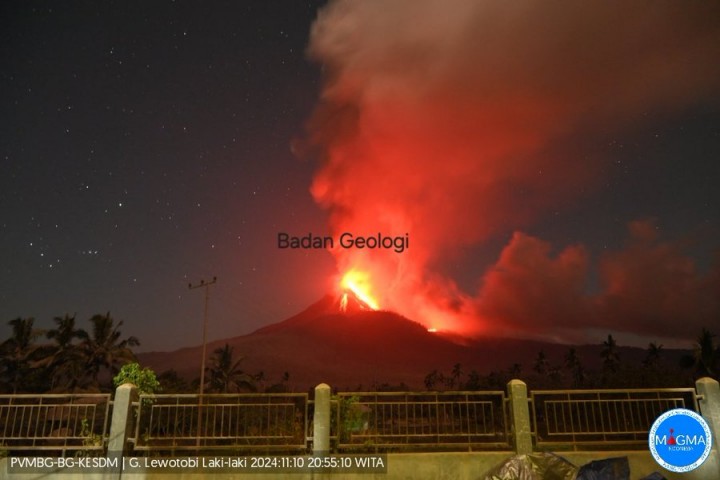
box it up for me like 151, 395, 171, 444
334, 391, 510, 451
0, 393, 112, 455
530, 388, 699, 450
131, 393, 308, 452
2, 378, 718, 457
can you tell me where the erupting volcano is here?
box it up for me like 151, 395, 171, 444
297, 0, 720, 345
338, 289, 375, 313
339, 270, 379, 312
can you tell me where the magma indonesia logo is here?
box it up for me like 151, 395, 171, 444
649, 408, 713, 473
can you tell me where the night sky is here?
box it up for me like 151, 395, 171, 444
2, 1, 719, 352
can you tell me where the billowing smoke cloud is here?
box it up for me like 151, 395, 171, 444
476, 221, 720, 343
305, 0, 720, 341
475, 233, 592, 341
595, 220, 720, 338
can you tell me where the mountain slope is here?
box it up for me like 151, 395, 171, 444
138, 295, 689, 390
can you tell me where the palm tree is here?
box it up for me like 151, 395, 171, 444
599, 334, 621, 386
564, 348, 585, 388
601, 334, 620, 374
533, 350, 550, 376
45, 314, 89, 391
450, 363, 463, 389
423, 370, 443, 391
206, 344, 255, 393
640, 342, 665, 387
0, 317, 46, 393
681, 328, 718, 379
643, 342, 663, 369
82, 312, 140, 389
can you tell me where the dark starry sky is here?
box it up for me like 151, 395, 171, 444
1, 1, 719, 351
1, 1, 336, 351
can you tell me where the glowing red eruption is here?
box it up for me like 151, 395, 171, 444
304, 0, 720, 342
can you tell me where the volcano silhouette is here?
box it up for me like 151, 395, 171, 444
140, 292, 468, 388
138, 293, 669, 390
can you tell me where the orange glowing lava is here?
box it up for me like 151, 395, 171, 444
341, 270, 380, 310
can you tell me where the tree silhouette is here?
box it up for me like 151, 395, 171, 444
533, 350, 550, 376
0, 318, 47, 393
82, 312, 139, 389
45, 314, 89, 391
639, 342, 669, 386
680, 328, 719, 379
643, 342, 663, 369
600, 334, 621, 386
564, 348, 585, 388
424, 370, 442, 390
601, 334, 620, 373
205, 344, 255, 393
450, 363, 463, 389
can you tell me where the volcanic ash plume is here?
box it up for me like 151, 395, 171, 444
304, 0, 720, 338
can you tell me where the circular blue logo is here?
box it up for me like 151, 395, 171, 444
649, 408, 713, 473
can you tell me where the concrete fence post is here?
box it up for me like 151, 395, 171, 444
313, 383, 331, 455
107, 383, 138, 478
695, 377, 720, 479
507, 379, 533, 455
696, 377, 720, 443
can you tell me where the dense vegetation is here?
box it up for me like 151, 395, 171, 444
1, 313, 717, 394
422, 330, 719, 392
0, 314, 138, 393
0, 314, 285, 394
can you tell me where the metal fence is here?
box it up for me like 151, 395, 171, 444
1, 383, 712, 456
530, 388, 699, 450
0, 393, 112, 455
334, 391, 510, 451
131, 393, 308, 453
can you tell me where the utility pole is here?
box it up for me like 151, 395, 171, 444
189, 276, 217, 448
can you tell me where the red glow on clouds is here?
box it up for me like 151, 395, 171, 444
475, 232, 591, 339
305, 0, 720, 342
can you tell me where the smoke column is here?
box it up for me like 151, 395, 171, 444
304, 1, 720, 340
